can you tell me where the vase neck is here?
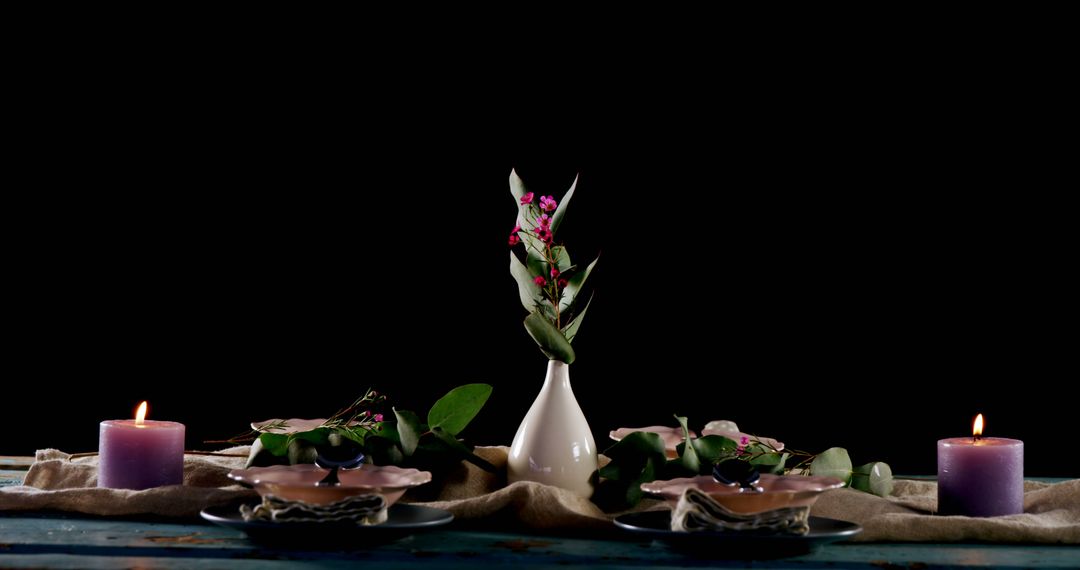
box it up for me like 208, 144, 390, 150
543, 360, 571, 389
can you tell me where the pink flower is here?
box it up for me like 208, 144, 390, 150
532, 227, 554, 243
511, 224, 521, 234
520, 192, 534, 205
373, 414, 384, 422
736, 435, 750, 455
539, 195, 557, 211
557, 278, 568, 289
538, 214, 551, 229
508, 234, 521, 246
550, 268, 560, 279
533, 276, 547, 287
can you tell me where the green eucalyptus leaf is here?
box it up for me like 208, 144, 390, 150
663, 452, 697, 479
526, 250, 549, 281
258, 433, 290, 457
336, 426, 367, 446
692, 435, 739, 467
364, 435, 404, 466
519, 229, 547, 267
550, 174, 578, 235
427, 384, 493, 435
510, 251, 543, 311
523, 312, 576, 363
674, 416, 701, 474
373, 422, 401, 445
810, 447, 853, 485
561, 292, 593, 343
598, 461, 622, 481
291, 428, 331, 447
245, 437, 284, 468
431, 426, 497, 472
509, 169, 528, 203
393, 408, 423, 456
550, 246, 572, 272
603, 431, 667, 466
750, 451, 790, 475
851, 461, 894, 497
599, 431, 667, 508
287, 439, 318, 465
560, 255, 598, 314
626, 456, 660, 505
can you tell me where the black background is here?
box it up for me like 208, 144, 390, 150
5, 52, 1075, 478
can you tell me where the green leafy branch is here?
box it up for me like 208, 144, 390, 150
594, 416, 893, 510
240, 384, 496, 474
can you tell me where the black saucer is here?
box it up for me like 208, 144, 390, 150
200, 502, 453, 547
614, 511, 861, 558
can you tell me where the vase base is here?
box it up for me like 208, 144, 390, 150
507, 469, 595, 499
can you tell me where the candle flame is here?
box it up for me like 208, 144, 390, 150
135, 401, 148, 425
973, 413, 984, 438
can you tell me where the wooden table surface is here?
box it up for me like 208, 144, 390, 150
2, 459, 1078, 569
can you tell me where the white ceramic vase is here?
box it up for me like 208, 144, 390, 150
507, 360, 597, 498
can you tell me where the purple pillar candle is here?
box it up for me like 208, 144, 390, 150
98, 402, 185, 490
937, 419, 1023, 517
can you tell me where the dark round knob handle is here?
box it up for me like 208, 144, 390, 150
315, 447, 366, 470
713, 459, 760, 488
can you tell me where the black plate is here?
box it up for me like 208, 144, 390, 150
614, 511, 861, 558
201, 503, 453, 547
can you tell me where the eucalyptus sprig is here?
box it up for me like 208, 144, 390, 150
234, 385, 496, 474
507, 170, 598, 364
594, 416, 893, 510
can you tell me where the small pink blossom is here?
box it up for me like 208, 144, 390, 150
373, 414, 384, 422
557, 278, 568, 289
508, 234, 521, 246
533, 276, 547, 287
511, 224, 521, 234
532, 228, 554, 243
550, 268, 560, 279
538, 214, 551, 229
736, 435, 750, 455
539, 195, 557, 211
520, 192, 534, 206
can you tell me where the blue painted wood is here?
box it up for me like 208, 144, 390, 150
0, 470, 24, 487
1, 512, 1078, 569
0, 457, 34, 469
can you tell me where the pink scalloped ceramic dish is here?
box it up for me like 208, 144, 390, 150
609, 425, 784, 458
228, 464, 432, 506
700, 429, 785, 452
640, 474, 844, 514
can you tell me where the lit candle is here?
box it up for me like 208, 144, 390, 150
98, 401, 185, 490
937, 413, 1023, 517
